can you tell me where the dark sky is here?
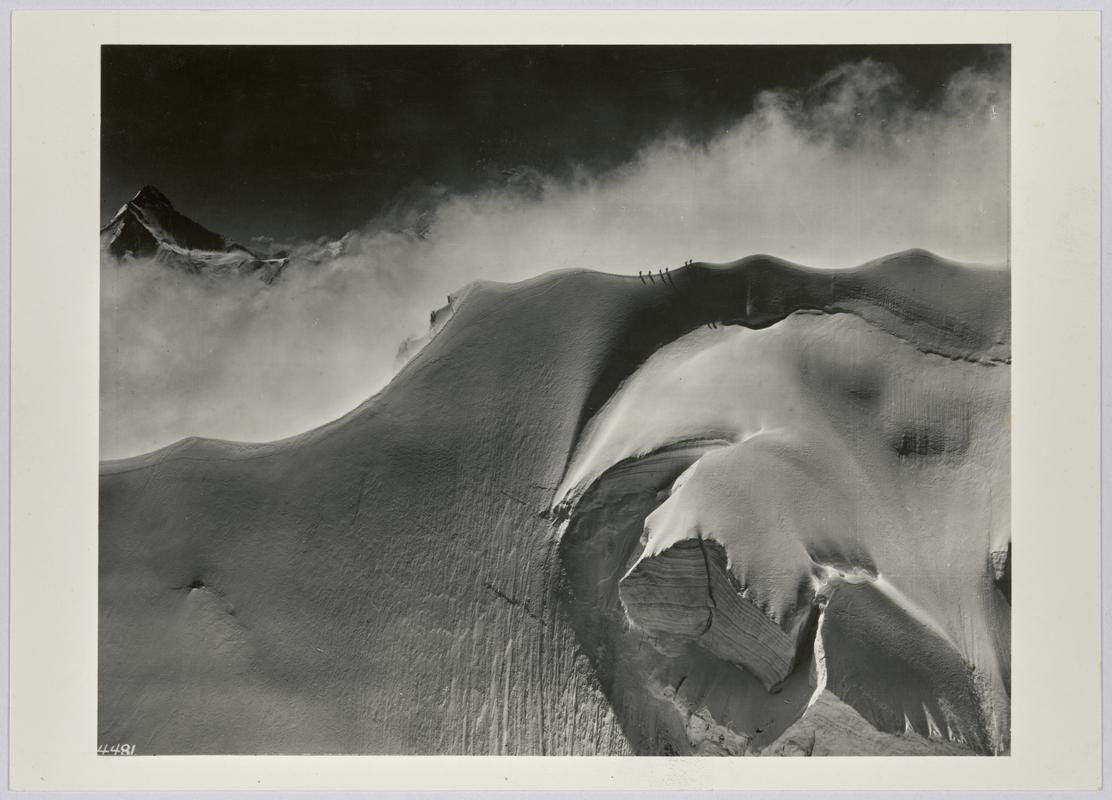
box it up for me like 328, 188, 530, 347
101, 44, 1006, 245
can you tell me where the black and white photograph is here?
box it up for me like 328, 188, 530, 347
94, 42, 1015, 757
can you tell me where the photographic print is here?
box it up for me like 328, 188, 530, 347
98, 44, 1010, 756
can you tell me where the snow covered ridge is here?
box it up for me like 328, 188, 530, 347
99, 250, 1009, 756
100, 186, 289, 282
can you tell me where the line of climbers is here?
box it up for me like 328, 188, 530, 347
637, 259, 694, 286
635, 261, 720, 330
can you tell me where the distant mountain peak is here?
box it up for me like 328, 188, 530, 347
101, 186, 287, 283
102, 185, 225, 257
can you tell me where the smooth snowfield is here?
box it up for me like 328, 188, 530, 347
99, 250, 1009, 755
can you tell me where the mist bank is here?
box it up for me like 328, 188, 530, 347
101, 58, 1009, 459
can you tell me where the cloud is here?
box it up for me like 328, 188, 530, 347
100, 58, 1009, 459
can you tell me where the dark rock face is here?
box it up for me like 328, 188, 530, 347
101, 210, 160, 260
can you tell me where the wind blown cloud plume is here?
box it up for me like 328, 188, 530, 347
101, 59, 1009, 459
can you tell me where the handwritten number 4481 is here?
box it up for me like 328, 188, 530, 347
97, 744, 135, 756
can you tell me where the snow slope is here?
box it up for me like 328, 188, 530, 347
99, 250, 1009, 755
